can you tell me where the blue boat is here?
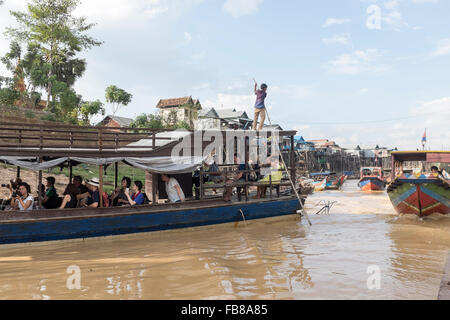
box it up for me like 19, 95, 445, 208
0, 198, 302, 245
0, 123, 306, 245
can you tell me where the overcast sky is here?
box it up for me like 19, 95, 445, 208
1, 0, 449, 150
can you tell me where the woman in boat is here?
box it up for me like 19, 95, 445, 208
41, 177, 59, 209
111, 177, 131, 206
12, 183, 34, 211
161, 174, 185, 203
59, 184, 81, 209
123, 181, 146, 206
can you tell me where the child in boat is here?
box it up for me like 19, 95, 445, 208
252, 81, 268, 131
161, 174, 185, 203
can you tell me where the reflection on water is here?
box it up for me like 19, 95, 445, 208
0, 181, 448, 300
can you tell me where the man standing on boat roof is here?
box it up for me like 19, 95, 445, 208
253, 79, 268, 131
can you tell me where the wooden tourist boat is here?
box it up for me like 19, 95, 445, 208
387, 151, 450, 217
358, 167, 385, 191
0, 122, 307, 245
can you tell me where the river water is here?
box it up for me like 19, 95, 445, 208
0, 181, 448, 300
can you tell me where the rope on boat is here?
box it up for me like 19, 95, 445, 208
264, 107, 312, 226
239, 209, 248, 227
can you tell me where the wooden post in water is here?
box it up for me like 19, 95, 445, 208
245, 136, 249, 202
290, 135, 296, 194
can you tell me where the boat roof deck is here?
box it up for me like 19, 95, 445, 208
0, 122, 297, 158
391, 151, 450, 163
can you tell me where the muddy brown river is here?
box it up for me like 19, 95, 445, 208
0, 181, 448, 300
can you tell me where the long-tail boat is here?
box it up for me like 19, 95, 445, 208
358, 167, 385, 191
310, 172, 329, 191
325, 173, 346, 190
0, 122, 308, 245
387, 151, 450, 217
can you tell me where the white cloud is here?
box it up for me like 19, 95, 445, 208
322, 18, 351, 28
322, 33, 352, 46
431, 38, 450, 57
204, 93, 255, 114
223, 0, 263, 18
326, 49, 389, 75
184, 31, 192, 43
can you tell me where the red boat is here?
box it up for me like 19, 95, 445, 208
387, 151, 450, 217
358, 167, 385, 191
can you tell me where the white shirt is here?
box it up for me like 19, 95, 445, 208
165, 178, 185, 203
18, 195, 34, 211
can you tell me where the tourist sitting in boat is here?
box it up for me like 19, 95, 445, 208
11, 183, 34, 211
81, 178, 101, 208
111, 176, 132, 206
123, 181, 146, 206
253, 156, 283, 199
40, 177, 60, 209
59, 184, 81, 209
161, 174, 185, 203
223, 154, 249, 202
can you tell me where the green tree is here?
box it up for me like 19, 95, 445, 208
79, 100, 105, 125
130, 113, 164, 129
105, 85, 133, 115
6, 0, 102, 108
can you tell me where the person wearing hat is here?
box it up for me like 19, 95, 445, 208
81, 178, 100, 208
252, 80, 268, 131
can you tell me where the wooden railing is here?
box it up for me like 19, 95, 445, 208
0, 122, 181, 153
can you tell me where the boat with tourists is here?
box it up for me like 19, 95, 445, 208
387, 151, 450, 217
358, 167, 386, 191
0, 122, 308, 245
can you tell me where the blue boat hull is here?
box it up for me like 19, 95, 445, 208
0, 198, 301, 245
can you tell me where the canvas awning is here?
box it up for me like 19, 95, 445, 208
0, 156, 205, 174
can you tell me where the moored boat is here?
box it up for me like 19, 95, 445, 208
358, 167, 385, 191
387, 151, 450, 217
0, 123, 308, 245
